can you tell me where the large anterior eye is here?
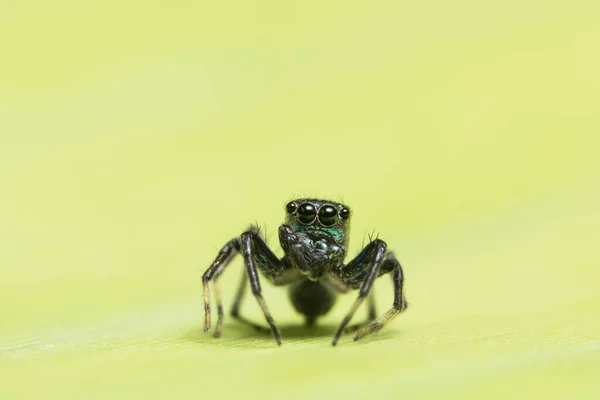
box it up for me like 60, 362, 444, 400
297, 202, 317, 224
318, 205, 338, 226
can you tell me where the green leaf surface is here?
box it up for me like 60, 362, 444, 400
1, 1, 599, 399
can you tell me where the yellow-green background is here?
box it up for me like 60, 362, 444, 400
1, 1, 599, 398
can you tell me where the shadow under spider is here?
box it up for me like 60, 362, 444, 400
182, 322, 339, 345
181, 321, 398, 348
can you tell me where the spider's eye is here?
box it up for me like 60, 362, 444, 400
318, 205, 337, 226
339, 207, 350, 220
297, 202, 317, 224
286, 202, 297, 214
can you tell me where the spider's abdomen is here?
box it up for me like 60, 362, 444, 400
288, 279, 337, 326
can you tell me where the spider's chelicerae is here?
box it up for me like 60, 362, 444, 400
202, 198, 408, 346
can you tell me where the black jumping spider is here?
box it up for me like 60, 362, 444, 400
202, 198, 407, 346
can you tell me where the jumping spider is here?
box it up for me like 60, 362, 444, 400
202, 198, 407, 346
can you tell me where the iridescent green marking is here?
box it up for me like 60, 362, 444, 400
291, 223, 346, 243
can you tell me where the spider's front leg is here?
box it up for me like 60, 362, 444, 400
202, 229, 284, 346
331, 239, 407, 346
202, 237, 240, 337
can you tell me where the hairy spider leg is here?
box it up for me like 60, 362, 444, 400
202, 237, 241, 336
331, 239, 407, 345
354, 253, 407, 341
331, 239, 387, 345
239, 231, 283, 345
229, 268, 271, 334
210, 229, 271, 337
211, 250, 272, 337
203, 230, 284, 345
343, 292, 377, 334
210, 257, 233, 338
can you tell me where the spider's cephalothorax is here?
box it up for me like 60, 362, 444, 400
201, 198, 407, 346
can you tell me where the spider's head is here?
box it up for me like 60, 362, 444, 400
283, 198, 351, 240
279, 199, 350, 279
